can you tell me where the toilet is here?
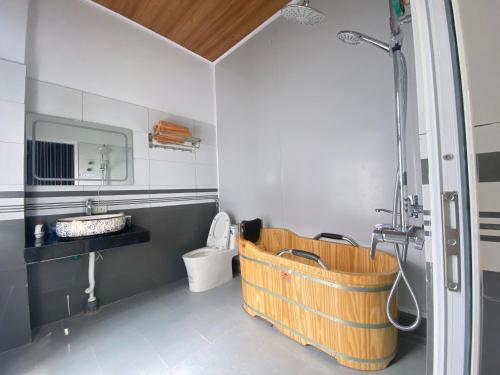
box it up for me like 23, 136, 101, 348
182, 212, 237, 292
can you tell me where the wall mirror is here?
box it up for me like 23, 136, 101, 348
26, 113, 134, 186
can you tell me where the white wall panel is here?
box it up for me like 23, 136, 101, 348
0, 59, 26, 103
0, 101, 24, 143
26, 79, 82, 120
0, 0, 29, 64
0, 142, 24, 185
82, 93, 147, 133
26, 0, 214, 124
149, 160, 196, 187
453, 0, 500, 126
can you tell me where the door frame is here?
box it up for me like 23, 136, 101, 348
411, 1, 472, 374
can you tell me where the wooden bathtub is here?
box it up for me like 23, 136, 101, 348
238, 228, 399, 371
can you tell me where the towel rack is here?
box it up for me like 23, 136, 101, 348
148, 132, 201, 152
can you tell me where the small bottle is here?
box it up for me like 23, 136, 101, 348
34, 223, 45, 239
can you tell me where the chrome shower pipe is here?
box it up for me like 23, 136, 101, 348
393, 48, 409, 232
385, 1, 422, 330
357, 33, 391, 53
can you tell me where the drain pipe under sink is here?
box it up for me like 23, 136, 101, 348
85, 251, 99, 312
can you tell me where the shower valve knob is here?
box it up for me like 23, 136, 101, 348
406, 195, 423, 218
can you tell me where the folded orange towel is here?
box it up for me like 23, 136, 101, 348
153, 133, 186, 145
153, 121, 192, 137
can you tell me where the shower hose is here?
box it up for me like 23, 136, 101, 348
385, 173, 422, 331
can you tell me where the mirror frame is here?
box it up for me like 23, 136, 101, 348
26, 113, 134, 185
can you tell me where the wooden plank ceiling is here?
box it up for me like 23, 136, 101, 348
93, 0, 290, 62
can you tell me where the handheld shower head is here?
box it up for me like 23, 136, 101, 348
337, 30, 391, 53
281, 0, 325, 26
337, 30, 362, 45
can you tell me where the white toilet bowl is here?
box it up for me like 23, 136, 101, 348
182, 212, 237, 292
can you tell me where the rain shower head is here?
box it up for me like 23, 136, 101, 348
337, 30, 391, 53
281, 0, 325, 26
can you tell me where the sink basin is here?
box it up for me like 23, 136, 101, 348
56, 213, 127, 238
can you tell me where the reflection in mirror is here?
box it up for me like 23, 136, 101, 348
26, 113, 134, 186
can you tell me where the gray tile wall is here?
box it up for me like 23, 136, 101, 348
481, 271, 500, 375
27, 202, 217, 327
0, 220, 31, 352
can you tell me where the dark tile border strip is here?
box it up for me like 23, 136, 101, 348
477, 152, 500, 183
480, 223, 500, 231
421, 159, 429, 185
480, 235, 500, 243
480, 212, 500, 218
25, 188, 218, 198
24, 195, 218, 211
0, 191, 24, 198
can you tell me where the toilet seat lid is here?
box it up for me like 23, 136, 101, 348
207, 212, 230, 249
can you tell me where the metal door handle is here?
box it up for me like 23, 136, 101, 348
441, 191, 461, 292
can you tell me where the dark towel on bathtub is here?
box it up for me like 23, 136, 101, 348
240, 218, 262, 243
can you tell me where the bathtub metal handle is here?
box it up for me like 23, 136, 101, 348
276, 248, 329, 270
313, 233, 359, 247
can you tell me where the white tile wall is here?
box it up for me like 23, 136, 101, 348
0, 142, 24, 185
83, 93, 148, 132
133, 158, 150, 186
0, 101, 24, 143
194, 122, 216, 147
474, 122, 500, 153
149, 147, 195, 163
0, 0, 28, 64
195, 163, 218, 187
26, 79, 82, 120
149, 160, 196, 186
25, 80, 218, 191
454, 0, 500, 126
195, 144, 217, 165
0, 185, 23, 192
0, 59, 26, 103
132, 131, 149, 160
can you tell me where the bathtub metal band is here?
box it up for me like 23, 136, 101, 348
240, 254, 392, 292
242, 277, 392, 329
243, 303, 396, 365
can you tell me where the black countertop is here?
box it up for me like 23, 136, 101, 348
24, 224, 150, 263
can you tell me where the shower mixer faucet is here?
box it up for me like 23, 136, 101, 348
372, 193, 425, 259
370, 224, 425, 259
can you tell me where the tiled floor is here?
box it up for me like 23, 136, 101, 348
0, 277, 426, 374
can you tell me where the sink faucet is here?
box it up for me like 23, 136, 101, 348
85, 199, 93, 216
